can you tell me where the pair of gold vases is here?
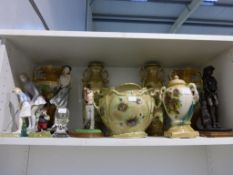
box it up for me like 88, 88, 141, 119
91, 62, 201, 138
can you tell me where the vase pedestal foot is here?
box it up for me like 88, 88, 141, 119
164, 125, 199, 138
113, 131, 147, 138
70, 129, 103, 138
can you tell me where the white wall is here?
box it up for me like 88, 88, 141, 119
34, 0, 86, 31
0, 0, 44, 30
0, 0, 87, 31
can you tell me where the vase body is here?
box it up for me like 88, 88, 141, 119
98, 83, 155, 138
170, 68, 203, 129
162, 76, 199, 138
33, 65, 62, 100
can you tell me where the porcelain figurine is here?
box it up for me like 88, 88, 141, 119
141, 62, 164, 136
96, 83, 158, 138
82, 61, 109, 134
50, 65, 71, 137
72, 87, 103, 138
83, 87, 95, 129
162, 75, 199, 138
19, 73, 46, 132
50, 65, 71, 108
37, 109, 50, 131
13, 87, 31, 135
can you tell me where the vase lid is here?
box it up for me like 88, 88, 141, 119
168, 75, 186, 87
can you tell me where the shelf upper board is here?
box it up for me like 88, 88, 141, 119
1, 137, 233, 146
0, 30, 233, 67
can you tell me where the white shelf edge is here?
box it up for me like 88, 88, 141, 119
1, 137, 233, 147
1, 29, 233, 42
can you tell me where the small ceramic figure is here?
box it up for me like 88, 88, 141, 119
19, 73, 46, 131
83, 87, 95, 129
50, 65, 71, 137
37, 109, 50, 131
52, 108, 69, 137
162, 75, 199, 138
13, 87, 31, 134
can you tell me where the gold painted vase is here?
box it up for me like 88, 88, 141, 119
96, 83, 156, 138
162, 76, 199, 138
33, 65, 62, 100
141, 62, 164, 136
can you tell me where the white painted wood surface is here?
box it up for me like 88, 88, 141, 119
0, 30, 233, 67
1, 137, 233, 146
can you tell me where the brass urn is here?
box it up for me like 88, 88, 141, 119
141, 62, 164, 136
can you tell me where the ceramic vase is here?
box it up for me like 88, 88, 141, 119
162, 75, 199, 138
96, 83, 158, 138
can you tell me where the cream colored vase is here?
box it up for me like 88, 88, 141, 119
96, 83, 155, 138
162, 76, 199, 138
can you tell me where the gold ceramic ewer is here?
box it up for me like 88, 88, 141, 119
141, 62, 164, 136
95, 83, 162, 138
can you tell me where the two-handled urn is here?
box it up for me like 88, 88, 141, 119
162, 75, 199, 138
95, 83, 157, 138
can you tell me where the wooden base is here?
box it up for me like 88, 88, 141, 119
200, 131, 233, 137
69, 129, 104, 138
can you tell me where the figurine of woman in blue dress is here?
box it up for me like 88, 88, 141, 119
13, 87, 31, 134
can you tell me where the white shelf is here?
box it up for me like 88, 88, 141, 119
1, 137, 233, 146
1, 30, 233, 67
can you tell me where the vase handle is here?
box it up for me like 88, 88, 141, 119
188, 83, 199, 104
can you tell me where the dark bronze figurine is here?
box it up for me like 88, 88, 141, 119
200, 66, 231, 131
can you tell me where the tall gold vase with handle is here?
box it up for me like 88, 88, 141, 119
141, 62, 164, 136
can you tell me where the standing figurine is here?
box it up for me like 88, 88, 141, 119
50, 65, 71, 137
83, 87, 95, 129
13, 87, 31, 135
19, 73, 46, 132
201, 66, 231, 131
